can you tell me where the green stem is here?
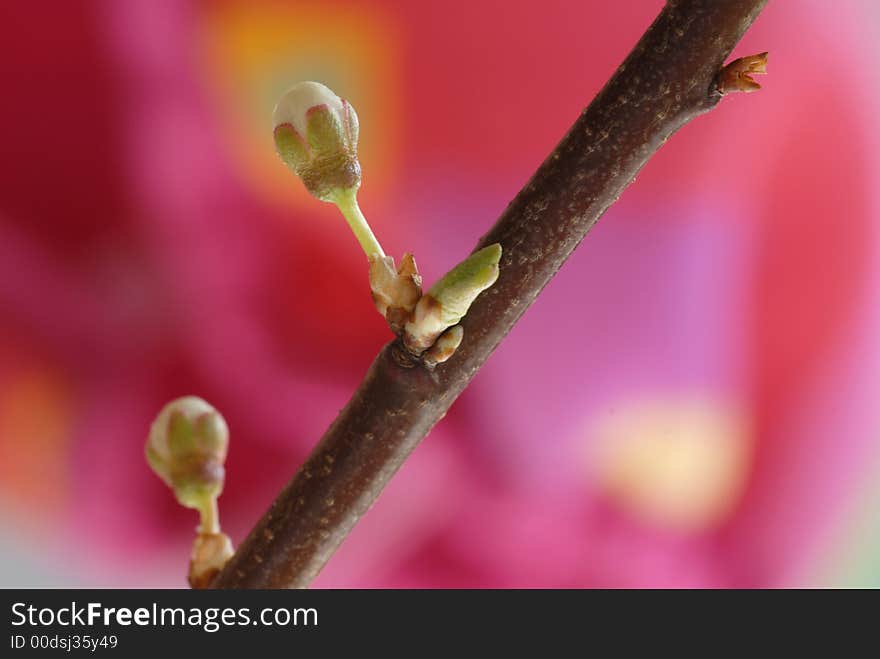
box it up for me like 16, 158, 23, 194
333, 189, 385, 259
198, 497, 220, 535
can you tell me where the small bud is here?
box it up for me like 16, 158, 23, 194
404, 243, 502, 354
424, 325, 464, 366
370, 253, 423, 332
188, 531, 234, 589
273, 81, 361, 202
715, 52, 768, 94
147, 397, 236, 587
273, 81, 384, 258
146, 396, 229, 513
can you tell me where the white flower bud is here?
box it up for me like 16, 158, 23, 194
272, 81, 350, 141
273, 81, 360, 202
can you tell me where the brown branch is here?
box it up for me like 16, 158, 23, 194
213, 0, 769, 588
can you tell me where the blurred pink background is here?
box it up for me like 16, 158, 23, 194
1, 0, 879, 587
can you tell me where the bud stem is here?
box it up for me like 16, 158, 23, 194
198, 497, 220, 535
332, 189, 385, 259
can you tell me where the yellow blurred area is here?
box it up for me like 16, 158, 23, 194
590, 397, 751, 533
198, 2, 402, 209
0, 363, 72, 514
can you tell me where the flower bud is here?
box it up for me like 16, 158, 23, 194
146, 396, 229, 511
273, 81, 360, 202
404, 243, 502, 354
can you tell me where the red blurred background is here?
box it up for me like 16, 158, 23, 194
1, 0, 879, 587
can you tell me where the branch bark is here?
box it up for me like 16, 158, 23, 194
213, 0, 769, 588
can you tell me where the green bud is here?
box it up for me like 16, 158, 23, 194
404, 243, 502, 354
273, 81, 361, 202
146, 396, 229, 513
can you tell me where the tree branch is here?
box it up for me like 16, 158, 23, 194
213, 0, 769, 588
